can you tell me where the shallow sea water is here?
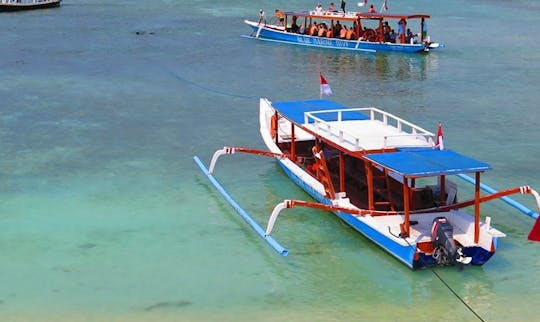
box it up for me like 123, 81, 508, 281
1, 0, 539, 321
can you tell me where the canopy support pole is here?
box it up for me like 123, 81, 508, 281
474, 172, 481, 244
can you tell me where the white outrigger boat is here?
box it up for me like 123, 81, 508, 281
196, 98, 540, 269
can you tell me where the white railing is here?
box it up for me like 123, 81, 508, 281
365, 107, 434, 136
383, 134, 434, 147
304, 107, 435, 149
366, 107, 436, 147
309, 10, 358, 18
304, 108, 363, 149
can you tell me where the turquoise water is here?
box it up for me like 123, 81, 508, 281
1, 0, 539, 321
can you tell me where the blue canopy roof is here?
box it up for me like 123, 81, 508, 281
365, 149, 491, 177
272, 99, 370, 124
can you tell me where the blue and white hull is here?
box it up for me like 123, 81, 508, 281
259, 98, 504, 269
245, 20, 436, 54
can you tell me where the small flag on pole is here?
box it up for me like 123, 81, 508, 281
381, 0, 388, 12
319, 73, 333, 98
435, 122, 444, 150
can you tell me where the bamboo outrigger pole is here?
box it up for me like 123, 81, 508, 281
194, 155, 288, 256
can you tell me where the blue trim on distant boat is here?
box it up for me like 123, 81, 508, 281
241, 34, 377, 53
194, 156, 289, 256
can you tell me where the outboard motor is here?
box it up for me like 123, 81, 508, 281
431, 217, 458, 265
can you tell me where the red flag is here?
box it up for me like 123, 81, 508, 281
528, 217, 540, 241
320, 73, 333, 97
435, 122, 444, 150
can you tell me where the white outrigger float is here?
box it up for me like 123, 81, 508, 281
195, 98, 540, 269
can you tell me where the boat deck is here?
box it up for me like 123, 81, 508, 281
355, 209, 505, 248
305, 119, 433, 151
272, 99, 435, 152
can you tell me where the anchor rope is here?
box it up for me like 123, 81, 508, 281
388, 226, 485, 322
430, 268, 485, 322
170, 72, 258, 100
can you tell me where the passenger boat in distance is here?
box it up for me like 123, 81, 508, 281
0, 0, 61, 12
244, 9, 442, 53
197, 98, 540, 269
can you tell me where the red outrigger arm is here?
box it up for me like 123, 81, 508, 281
208, 146, 285, 174
265, 186, 540, 240
208, 146, 540, 242
265, 199, 400, 236
426, 186, 539, 213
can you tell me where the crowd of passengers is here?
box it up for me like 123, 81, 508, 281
287, 17, 418, 43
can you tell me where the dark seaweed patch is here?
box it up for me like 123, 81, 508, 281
78, 243, 97, 249
144, 300, 192, 311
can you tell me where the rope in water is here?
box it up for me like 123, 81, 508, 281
171, 72, 258, 100
430, 268, 485, 322
389, 227, 485, 321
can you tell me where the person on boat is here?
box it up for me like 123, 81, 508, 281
340, 0, 346, 13
362, 28, 376, 41
421, 20, 429, 42
382, 23, 390, 41
258, 9, 266, 25
314, 3, 324, 14
316, 22, 328, 36
327, 2, 336, 12
359, 27, 370, 41
333, 21, 342, 37
309, 22, 319, 36
318, 23, 328, 37
368, 4, 376, 13
406, 28, 417, 43
397, 18, 406, 43
345, 26, 356, 40
326, 27, 334, 38
274, 9, 285, 26
339, 25, 348, 38
290, 16, 300, 33
389, 29, 397, 43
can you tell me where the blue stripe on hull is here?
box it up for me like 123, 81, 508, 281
276, 160, 416, 268
249, 25, 426, 53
